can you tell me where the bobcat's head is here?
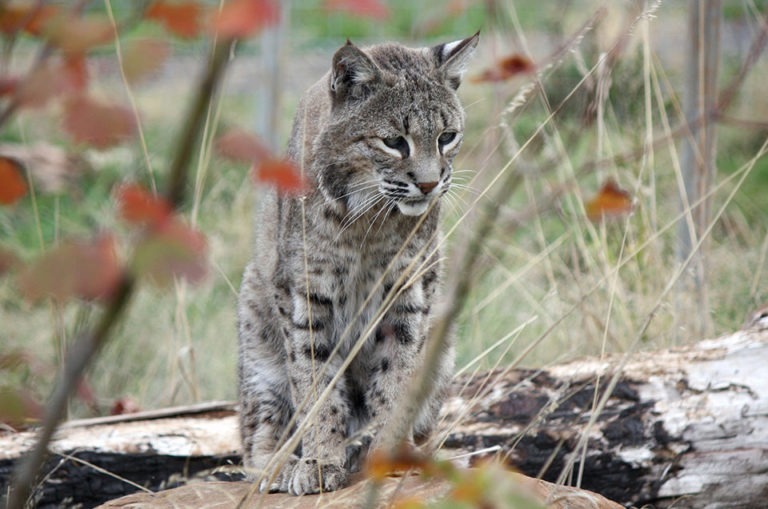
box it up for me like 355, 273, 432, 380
315, 34, 478, 217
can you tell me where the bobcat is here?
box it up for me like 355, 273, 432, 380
237, 33, 478, 495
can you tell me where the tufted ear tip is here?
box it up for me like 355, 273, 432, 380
330, 41, 382, 102
432, 32, 480, 90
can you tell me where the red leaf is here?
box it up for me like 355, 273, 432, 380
585, 178, 633, 222
132, 219, 208, 287
324, 0, 390, 19
0, 77, 18, 97
43, 14, 115, 55
0, 4, 58, 35
122, 38, 171, 84
0, 157, 27, 205
110, 397, 141, 416
18, 234, 123, 303
62, 95, 136, 149
0, 247, 21, 276
366, 444, 428, 480
212, 0, 280, 38
253, 159, 308, 195
146, 1, 203, 39
12, 57, 86, 109
13, 63, 59, 108
215, 128, 271, 164
61, 55, 89, 91
115, 184, 172, 226
471, 54, 535, 83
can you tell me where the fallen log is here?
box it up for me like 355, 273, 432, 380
1, 327, 766, 508
0, 403, 242, 509
440, 326, 768, 507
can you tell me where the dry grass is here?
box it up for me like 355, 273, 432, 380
1, 1, 766, 428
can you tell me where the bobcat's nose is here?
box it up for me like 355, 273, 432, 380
416, 181, 439, 195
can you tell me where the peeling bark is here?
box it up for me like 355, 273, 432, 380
441, 327, 768, 507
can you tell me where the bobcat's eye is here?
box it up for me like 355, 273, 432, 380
380, 136, 410, 158
438, 131, 458, 147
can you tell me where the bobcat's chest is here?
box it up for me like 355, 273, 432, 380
331, 250, 388, 350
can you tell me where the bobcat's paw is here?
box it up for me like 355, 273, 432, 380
255, 455, 298, 493
288, 458, 348, 495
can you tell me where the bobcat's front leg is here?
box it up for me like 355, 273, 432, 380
285, 285, 350, 495
364, 279, 434, 451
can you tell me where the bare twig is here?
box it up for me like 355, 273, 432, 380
5, 37, 235, 509
166, 40, 233, 210
6, 277, 135, 509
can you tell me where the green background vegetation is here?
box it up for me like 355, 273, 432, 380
1, 1, 766, 419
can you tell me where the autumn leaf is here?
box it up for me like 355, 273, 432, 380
0, 77, 18, 97
390, 497, 427, 509
42, 14, 115, 55
122, 38, 171, 84
585, 178, 633, 222
131, 219, 208, 287
18, 234, 123, 303
211, 0, 280, 39
215, 128, 271, 164
365, 445, 429, 480
471, 53, 535, 83
0, 4, 58, 35
13, 63, 61, 108
62, 95, 136, 149
12, 57, 87, 109
0, 247, 21, 276
324, 0, 390, 19
62, 55, 89, 91
12, 55, 91, 109
115, 184, 172, 227
146, 0, 203, 39
110, 397, 141, 416
450, 468, 489, 503
253, 159, 308, 195
0, 157, 27, 205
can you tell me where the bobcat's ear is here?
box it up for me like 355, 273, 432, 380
330, 40, 382, 103
432, 31, 479, 90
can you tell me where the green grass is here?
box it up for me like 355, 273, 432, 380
1, 1, 767, 421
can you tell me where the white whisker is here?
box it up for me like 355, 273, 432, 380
335, 182, 380, 202
337, 193, 385, 239
362, 198, 395, 246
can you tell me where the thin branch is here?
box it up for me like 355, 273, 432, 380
6, 277, 135, 509
718, 115, 768, 130
5, 37, 235, 509
166, 39, 234, 210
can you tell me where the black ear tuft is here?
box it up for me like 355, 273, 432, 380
432, 31, 480, 90
330, 41, 382, 103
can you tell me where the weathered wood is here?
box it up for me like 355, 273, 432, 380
441, 326, 768, 507
96, 474, 622, 509
2, 327, 766, 508
0, 408, 242, 508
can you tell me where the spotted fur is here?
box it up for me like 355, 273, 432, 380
237, 34, 478, 495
